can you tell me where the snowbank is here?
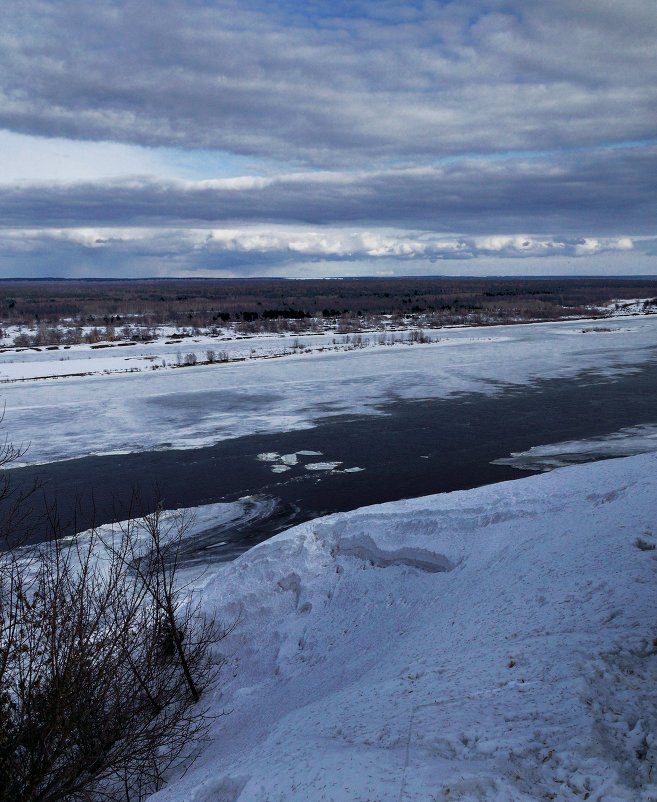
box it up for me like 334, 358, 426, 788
151, 453, 657, 802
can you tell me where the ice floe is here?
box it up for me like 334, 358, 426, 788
494, 423, 657, 471
256, 449, 361, 475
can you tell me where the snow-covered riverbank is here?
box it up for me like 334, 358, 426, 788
148, 453, 657, 802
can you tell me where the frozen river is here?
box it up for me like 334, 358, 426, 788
3, 317, 657, 466
5, 318, 657, 560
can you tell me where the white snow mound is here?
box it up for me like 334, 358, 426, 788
151, 454, 657, 802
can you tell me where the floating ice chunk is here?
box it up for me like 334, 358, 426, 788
259, 450, 325, 470
257, 452, 280, 462
305, 462, 342, 471
337, 467, 365, 473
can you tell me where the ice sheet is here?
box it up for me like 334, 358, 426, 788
494, 423, 657, 471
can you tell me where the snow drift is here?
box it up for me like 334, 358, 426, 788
151, 454, 657, 802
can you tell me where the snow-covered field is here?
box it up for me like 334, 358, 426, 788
3, 316, 657, 467
145, 453, 657, 802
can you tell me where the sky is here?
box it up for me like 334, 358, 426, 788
0, 0, 655, 279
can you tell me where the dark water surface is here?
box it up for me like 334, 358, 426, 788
6, 362, 657, 560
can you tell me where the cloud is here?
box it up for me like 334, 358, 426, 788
0, 145, 654, 236
0, 1, 655, 165
573, 237, 634, 256
0, 1, 655, 277
0, 226, 639, 262
0, 225, 652, 278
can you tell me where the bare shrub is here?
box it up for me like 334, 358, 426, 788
0, 502, 226, 802
408, 329, 431, 344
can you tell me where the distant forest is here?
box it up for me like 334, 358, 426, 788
1, 277, 656, 332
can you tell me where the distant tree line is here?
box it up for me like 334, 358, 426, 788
1, 277, 657, 339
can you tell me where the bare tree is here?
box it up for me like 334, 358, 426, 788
0, 409, 36, 550
0, 497, 227, 802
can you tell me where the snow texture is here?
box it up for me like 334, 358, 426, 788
147, 453, 657, 802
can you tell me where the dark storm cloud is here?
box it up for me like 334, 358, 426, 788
1, 1, 655, 165
0, 145, 655, 235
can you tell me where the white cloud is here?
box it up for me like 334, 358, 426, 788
473, 236, 564, 255
0, 227, 639, 263
574, 237, 634, 256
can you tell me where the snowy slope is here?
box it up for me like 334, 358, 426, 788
150, 453, 657, 802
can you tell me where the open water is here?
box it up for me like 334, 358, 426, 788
6, 361, 657, 561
